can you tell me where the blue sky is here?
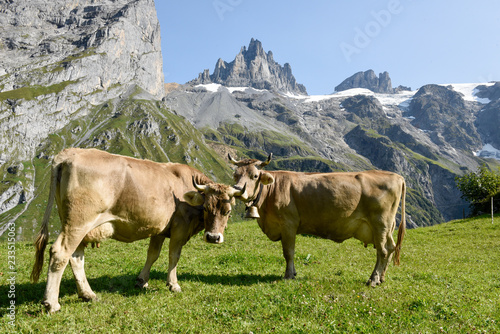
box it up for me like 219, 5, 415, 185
155, 0, 500, 95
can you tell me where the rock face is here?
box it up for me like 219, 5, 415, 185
189, 39, 307, 95
342, 95, 385, 120
476, 85, 500, 149
335, 69, 394, 93
0, 0, 164, 163
407, 84, 481, 150
475, 82, 500, 101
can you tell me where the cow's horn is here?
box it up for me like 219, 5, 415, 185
228, 153, 239, 165
259, 153, 273, 167
232, 183, 248, 199
192, 176, 206, 192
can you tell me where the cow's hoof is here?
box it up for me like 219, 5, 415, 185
284, 270, 297, 279
135, 278, 149, 289
42, 300, 61, 314
366, 279, 381, 287
168, 283, 182, 292
79, 291, 97, 302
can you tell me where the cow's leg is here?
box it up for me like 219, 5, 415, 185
380, 230, 396, 283
43, 230, 86, 313
43, 235, 68, 313
136, 235, 166, 289
281, 230, 297, 279
368, 257, 379, 286
166, 232, 189, 292
367, 226, 395, 287
69, 242, 97, 302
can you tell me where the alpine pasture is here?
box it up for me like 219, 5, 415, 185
1, 215, 499, 333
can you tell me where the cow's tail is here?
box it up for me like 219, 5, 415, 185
31, 161, 61, 283
393, 179, 406, 266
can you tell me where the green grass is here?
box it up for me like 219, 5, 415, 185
0, 81, 78, 102
1, 215, 499, 333
211, 122, 317, 158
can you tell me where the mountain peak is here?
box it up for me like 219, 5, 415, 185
335, 70, 395, 94
246, 38, 265, 58
190, 39, 307, 95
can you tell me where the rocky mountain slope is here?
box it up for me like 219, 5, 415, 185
475, 82, 500, 151
0, 0, 232, 240
164, 40, 500, 227
0, 0, 164, 161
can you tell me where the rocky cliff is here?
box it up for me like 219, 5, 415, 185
406, 84, 481, 150
475, 82, 500, 149
0, 0, 164, 162
189, 39, 307, 95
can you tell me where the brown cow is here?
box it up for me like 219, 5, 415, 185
31, 148, 242, 313
229, 153, 406, 287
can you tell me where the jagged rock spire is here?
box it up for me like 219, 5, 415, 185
190, 38, 307, 95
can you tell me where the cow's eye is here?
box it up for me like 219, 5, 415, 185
253, 174, 258, 179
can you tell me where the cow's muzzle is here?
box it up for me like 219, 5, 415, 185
204, 232, 224, 244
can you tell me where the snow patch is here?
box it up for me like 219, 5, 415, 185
374, 91, 417, 107
474, 143, 500, 160
196, 82, 493, 107
284, 88, 417, 108
441, 83, 494, 104
194, 83, 222, 92
333, 88, 375, 97
227, 86, 267, 94
194, 84, 270, 95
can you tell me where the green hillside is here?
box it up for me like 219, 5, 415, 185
1, 214, 498, 333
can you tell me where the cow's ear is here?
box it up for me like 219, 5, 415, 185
260, 172, 274, 185
184, 191, 205, 206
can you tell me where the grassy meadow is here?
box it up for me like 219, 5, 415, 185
1, 215, 499, 333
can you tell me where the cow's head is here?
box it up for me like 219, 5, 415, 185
228, 153, 274, 202
183, 179, 245, 244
